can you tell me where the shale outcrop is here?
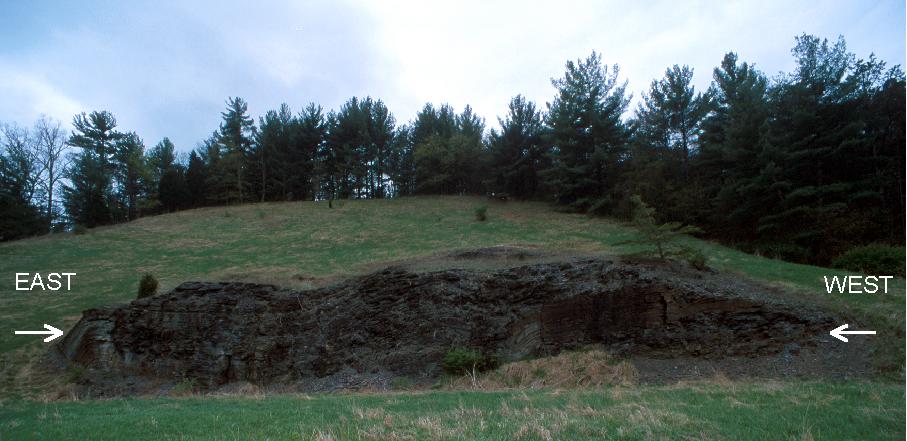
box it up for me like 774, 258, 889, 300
58, 255, 845, 394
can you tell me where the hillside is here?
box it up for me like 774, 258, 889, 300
0, 196, 903, 439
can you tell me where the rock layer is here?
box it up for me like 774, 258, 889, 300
59, 258, 836, 391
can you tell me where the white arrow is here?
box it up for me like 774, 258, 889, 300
14, 324, 64, 342
829, 324, 876, 342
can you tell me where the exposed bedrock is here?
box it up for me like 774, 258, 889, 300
59, 258, 835, 389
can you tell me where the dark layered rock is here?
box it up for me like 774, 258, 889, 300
58, 258, 836, 392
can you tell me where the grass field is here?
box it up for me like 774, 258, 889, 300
0, 196, 903, 439
1, 382, 903, 440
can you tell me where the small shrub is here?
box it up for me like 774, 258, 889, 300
683, 248, 709, 270
223, 210, 232, 218
65, 365, 85, 384
442, 348, 498, 375
532, 367, 547, 379
171, 378, 197, 396
389, 376, 413, 390
833, 244, 905, 277
474, 206, 488, 222
256, 209, 267, 219
72, 224, 88, 235
137, 273, 159, 299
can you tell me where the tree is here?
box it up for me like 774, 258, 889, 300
488, 95, 546, 198
0, 124, 40, 204
254, 103, 294, 201
215, 97, 255, 203
627, 65, 711, 222
63, 111, 123, 227
159, 165, 189, 212
185, 150, 209, 207
696, 52, 771, 237
0, 127, 43, 240
635, 65, 710, 167
366, 98, 396, 199
542, 51, 631, 214
413, 133, 485, 194
289, 103, 325, 200
33, 116, 69, 230
619, 194, 703, 260
321, 99, 364, 199
756, 34, 901, 261
147, 138, 176, 193
114, 132, 149, 220
386, 125, 415, 196
410, 104, 487, 195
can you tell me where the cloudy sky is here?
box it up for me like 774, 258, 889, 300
1, 0, 904, 152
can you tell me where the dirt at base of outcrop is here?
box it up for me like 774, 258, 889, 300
54, 249, 871, 397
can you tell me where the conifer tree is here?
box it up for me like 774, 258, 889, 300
488, 95, 546, 198
216, 97, 255, 203
63, 111, 123, 227
542, 51, 631, 214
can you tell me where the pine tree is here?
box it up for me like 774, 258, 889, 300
185, 150, 209, 207
757, 35, 898, 261
542, 51, 631, 214
254, 103, 294, 201
113, 132, 148, 220
147, 137, 176, 194
628, 65, 711, 222
290, 103, 325, 200
697, 52, 770, 237
63, 111, 123, 227
488, 95, 546, 198
159, 164, 189, 212
216, 97, 255, 204
366, 98, 395, 199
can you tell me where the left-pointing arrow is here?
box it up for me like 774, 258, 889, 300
14, 324, 63, 342
829, 323, 876, 343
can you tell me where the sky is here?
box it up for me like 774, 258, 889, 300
1, 0, 904, 153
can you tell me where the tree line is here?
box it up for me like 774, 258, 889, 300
1, 34, 903, 264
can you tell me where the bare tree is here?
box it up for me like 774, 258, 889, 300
1, 123, 40, 201
34, 115, 69, 229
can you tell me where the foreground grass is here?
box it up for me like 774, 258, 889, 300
0, 381, 901, 441
0, 196, 903, 397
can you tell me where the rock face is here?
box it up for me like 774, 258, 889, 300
59, 258, 836, 392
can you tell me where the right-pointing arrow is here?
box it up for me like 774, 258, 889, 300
830, 324, 876, 342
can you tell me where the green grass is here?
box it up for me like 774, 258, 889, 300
0, 382, 901, 440
0, 196, 903, 438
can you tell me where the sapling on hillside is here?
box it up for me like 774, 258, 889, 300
620, 195, 705, 266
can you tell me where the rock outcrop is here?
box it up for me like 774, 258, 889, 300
59, 257, 837, 393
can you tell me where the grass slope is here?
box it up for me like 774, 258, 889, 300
0, 196, 903, 439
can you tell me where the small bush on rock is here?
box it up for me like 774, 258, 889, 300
172, 378, 197, 396
137, 273, 159, 299
442, 348, 498, 375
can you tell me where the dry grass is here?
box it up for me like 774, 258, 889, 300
446, 350, 638, 390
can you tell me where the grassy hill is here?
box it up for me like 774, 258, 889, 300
0, 196, 903, 439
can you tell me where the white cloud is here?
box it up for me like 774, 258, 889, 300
0, 0, 903, 148
0, 64, 82, 126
